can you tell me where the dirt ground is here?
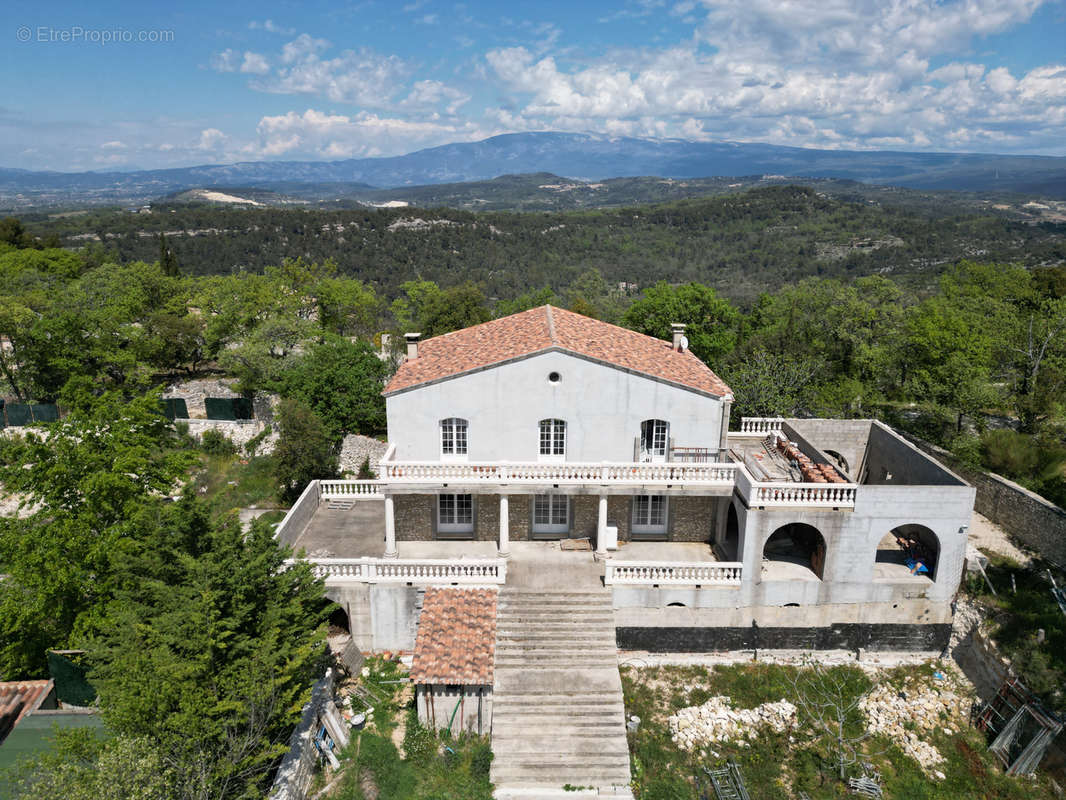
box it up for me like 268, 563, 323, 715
968, 511, 1033, 565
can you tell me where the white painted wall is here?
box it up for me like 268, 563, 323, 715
386, 350, 726, 462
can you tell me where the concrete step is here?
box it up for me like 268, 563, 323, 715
491, 764, 631, 781
495, 659, 619, 669
493, 708, 624, 721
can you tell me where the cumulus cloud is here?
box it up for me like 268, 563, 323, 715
483, 0, 1066, 153
240, 52, 270, 75
249, 108, 493, 159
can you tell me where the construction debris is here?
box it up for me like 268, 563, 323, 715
669, 696, 797, 750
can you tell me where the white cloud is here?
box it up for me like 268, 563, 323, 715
482, 0, 1066, 153
211, 49, 240, 72
101, 140, 127, 150
198, 128, 228, 150
250, 108, 494, 159
240, 52, 270, 74
249, 19, 295, 35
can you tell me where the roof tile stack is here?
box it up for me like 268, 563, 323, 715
410, 588, 497, 686
384, 306, 733, 398
774, 438, 846, 483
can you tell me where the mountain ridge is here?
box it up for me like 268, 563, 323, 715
4, 132, 1066, 210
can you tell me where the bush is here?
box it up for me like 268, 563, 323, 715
200, 428, 237, 456
243, 423, 272, 457
357, 455, 376, 480
272, 399, 339, 504
402, 707, 437, 766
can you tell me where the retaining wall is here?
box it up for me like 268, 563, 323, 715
904, 435, 1066, 566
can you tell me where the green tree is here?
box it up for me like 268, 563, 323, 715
723, 349, 819, 419
0, 392, 194, 676
272, 399, 340, 503
278, 335, 387, 439
392, 280, 491, 338
623, 281, 741, 364
5, 728, 175, 800
158, 232, 179, 277
89, 499, 329, 800
315, 276, 381, 337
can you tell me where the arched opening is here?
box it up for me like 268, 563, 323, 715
874, 524, 939, 582
824, 449, 850, 476
328, 605, 350, 636
667, 601, 687, 607
722, 503, 740, 560
762, 523, 826, 580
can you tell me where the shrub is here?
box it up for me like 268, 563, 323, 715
243, 423, 272, 457
402, 707, 437, 766
200, 428, 237, 456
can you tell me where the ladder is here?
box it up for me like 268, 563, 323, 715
703, 761, 751, 800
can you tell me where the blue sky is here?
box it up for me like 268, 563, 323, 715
4, 0, 1066, 171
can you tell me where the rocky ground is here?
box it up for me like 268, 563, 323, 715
669, 696, 797, 750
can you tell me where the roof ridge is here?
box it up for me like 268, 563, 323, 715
544, 304, 557, 343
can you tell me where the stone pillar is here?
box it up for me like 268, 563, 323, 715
384, 494, 397, 558
498, 495, 511, 559
595, 494, 609, 560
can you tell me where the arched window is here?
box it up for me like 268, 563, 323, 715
539, 418, 566, 459
640, 419, 669, 461
440, 418, 468, 457
874, 524, 940, 582
763, 523, 826, 580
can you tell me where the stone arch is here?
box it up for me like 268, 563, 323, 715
328, 604, 351, 636
762, 522, 826, 580
722, 502, 740, 561
823, 449, 850, 476
874, 524, 940, 582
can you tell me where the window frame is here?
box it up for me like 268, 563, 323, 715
436, 493, 475, 535
440, 417, 468, 460
631, 495, 669, 535
531, 493, 570, 535
640, 419, 670, 462
538, 418, 567, 461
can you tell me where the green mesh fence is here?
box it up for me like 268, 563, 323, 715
47, 651, 97, 707
2, 403, 59, 426
162, 397, 189, 420
204, 397, 253, 420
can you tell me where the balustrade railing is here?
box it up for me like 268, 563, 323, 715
286, 556, 507, 584
381, 460, 738, 485
748, 482, 857, 507
605, 560, 743, 585
737, 417, 786, 434
319, 480, 384, 498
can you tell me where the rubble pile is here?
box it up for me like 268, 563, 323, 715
669, 696, 797, 750
859, 675, 970, 774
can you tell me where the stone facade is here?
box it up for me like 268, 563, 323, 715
390, 492, 719, 543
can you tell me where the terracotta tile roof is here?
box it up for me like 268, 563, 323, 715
383, 305, 733, 399
0, 680, 55, 742
410, 588, 497, 685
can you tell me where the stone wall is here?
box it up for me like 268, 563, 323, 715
338, 435, 389, 476
617, 622, 952, 653
163, 377, 278, 421
182, 419, 278, 454
904, 435, 1066, 566
394, 494, 434, 541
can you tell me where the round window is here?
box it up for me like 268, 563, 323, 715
547, 371, 561, 384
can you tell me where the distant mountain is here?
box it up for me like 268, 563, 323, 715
4, 132, 1066, 210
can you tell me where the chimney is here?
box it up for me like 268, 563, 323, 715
671, 323, 687, 352
405, 332, 421, 359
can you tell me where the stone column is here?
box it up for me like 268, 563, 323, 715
498, 495, 511, 559
384, 494, 397, 558
595, 494, 609, 560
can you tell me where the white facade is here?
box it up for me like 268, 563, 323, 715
385, 350, 728, 463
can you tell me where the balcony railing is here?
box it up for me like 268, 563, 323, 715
605, 560, 743, 585
287, 556, 507, 585
319, 480, 384, 498
735, 466, 857, 508
737, 417, 785, 434
380, 460, 738, 486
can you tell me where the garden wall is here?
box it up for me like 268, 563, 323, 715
902, 434, 1066, 566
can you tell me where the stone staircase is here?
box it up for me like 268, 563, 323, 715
491, 588, 633, 798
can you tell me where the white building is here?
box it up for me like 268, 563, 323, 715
279, 306, 974, 654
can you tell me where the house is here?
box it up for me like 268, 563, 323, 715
277, 305, 974, 655
410, 588, 496, 734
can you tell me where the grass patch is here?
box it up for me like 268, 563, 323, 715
965, 556, 1066, 712
621, 663, 1061, 800
190, 453, 281, 515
